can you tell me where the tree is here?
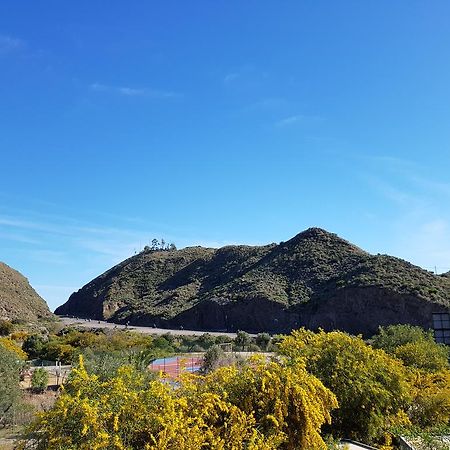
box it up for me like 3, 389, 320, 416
190, 355, 338, 449
169, 243, 177, 251
0, 343, 23, 427
256, 332, 271, 351
372, 324, 449, 372
235, 330, 251, 351
278, 329, 411, 443
394, 341, 449, 372
201, 344, 225, 373
151, 238, 159, 250
197, 333, 216, 350
406, 369, 450, 428
22, 334, 47, 359
372, 324, 434, 353
31, 368, 49, 393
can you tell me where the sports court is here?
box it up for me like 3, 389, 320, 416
149, 355, 203, 377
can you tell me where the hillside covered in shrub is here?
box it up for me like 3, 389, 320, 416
56, 228, 449, 335
0, 262, 53, 323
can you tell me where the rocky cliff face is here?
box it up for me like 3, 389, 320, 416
56, 228, 450, 336
0, 262, 53, 323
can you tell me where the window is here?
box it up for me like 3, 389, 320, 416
433, 312, 450, 345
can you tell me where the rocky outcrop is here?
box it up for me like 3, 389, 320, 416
56, 228, 450, 336
0, 262, 53, 323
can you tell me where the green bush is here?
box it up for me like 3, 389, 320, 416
279, 329, 411, 443
0, 344, 23, 424
255, 333, 271, 351
22, 334, 47, 359
31, 368, 49, 393
201, 344, 225, 373
372, 324, 449, 372
0, 319, 13, 336
234, 330, 251, 351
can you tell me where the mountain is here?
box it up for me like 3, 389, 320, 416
0, 262, 53, 323
55, 228, 450, 336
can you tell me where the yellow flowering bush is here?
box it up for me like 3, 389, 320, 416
0, 336, 27, 360
407, 369, 450, 428
21, 355, 336, 450
185, 355, 337, 449
278, 329, 411, 443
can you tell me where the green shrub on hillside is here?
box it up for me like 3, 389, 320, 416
0, 319, 13, 336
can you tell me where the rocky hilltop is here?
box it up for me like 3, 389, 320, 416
0, 262, 53, 323
56, 228, 450, 336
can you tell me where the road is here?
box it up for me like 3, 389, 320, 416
59, 317, 251, 337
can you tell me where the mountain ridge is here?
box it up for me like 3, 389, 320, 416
56, 228, 449, 335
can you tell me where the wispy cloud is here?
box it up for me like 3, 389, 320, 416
90, 83, 180, 99
0, 231, 41, 245
0, 216, 72, 235
27, 250, 71, 265
0, 35, 25, 54
360, 155, 450, 272
275, 114, 323, 127
0, 204, 256, 310
0, 211, 175, 267
222, 65, 269, 87
242, 97, 288, 113
224, 72, 240, 84
364, 176, 419, 207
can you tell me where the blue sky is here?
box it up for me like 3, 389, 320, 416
1, 1, 450, 311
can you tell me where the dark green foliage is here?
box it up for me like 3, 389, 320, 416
22, 334, 47, 359
200, 344, 244, 373
197, 333, 216, 349
31, 368, 49, 393
255, 332, 271, 351
201, 344, 225, 373
80, 348, 159, 382
234, 330, 251, 351
24, 328, 252, 369
372, 324, 436, 353
0, 320, 13, 336
147, 238, 176, 252
24, 328, 157, 364
80, 350, 128, 381
151, 336, 175, 353
0, 344, 23, 426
